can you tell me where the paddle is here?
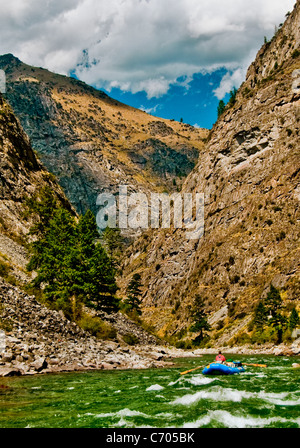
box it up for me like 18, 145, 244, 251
180, 366, 204, 375
242, 363, 267, 368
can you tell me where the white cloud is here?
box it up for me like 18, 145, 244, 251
213, 67, 248, 99
140, 104, 159, 114
0, 0, 296, 98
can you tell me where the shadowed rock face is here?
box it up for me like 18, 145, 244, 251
0, 54, 207, 215
0, 92, 76, 286
0, 93, 73, 238
120, 2, 300, 340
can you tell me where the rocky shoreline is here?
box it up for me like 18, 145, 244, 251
0, 280, 173, 377
0, 279, 299, 377
192, 344, 300, 357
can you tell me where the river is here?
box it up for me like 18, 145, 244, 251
0, 355, 299, 428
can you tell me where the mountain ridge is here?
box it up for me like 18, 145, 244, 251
0, 53, 207, 216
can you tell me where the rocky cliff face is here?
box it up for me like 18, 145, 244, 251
0, 93, 74, 283
0, 54, 207, 215
0, 94, 176, 374
120, 1, 300, 341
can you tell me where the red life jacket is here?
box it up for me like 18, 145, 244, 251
216, 354, 226, 362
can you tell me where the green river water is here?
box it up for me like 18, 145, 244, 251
0, 355, 299, 429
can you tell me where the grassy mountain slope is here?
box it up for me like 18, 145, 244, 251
0, 55, 207, 215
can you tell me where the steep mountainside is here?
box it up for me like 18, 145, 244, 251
0, 55, 207, 215
0, 94, 179, 376
0, 93, 74, 283
120, 1, 300, 342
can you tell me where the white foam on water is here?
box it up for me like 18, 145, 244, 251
91, 408, 149, 419
114, 408, 161, 428
168, 375, 215, 387
146, 384, 164, 391
155, 412, 174, 419
182, 410, 300, 428
183, 414, 211, 428
187, 375, 216, 386
171, 385, 300, 407
115, 417, 128, 427
168, 378, 181, 386
171, 387, 250, 405
257, 390, 300, 406
113, 408, 148, 418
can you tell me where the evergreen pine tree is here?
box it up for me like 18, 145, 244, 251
25, 186, 59, 238
228, 87, 237, 107
253, 301, 268, 331
289, 307, 300, 331
124, 273, 143, 315
77, 209, 99, 253
102, 227, 125, 267
27, 203, 119, 318
28, 208, 79, 318
190, 294, 211, 344
264, 285, 287, 344
265, 284, 282, 317
217, 100, 226, 118
77, 210, 119, 313
83, 243, 119, 312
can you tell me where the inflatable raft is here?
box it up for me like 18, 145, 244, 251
202, 362, 245, 375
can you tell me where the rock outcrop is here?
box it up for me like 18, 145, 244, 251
120, 1, 300, 341
0, 93, 75, 281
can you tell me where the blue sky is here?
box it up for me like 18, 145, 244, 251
0, 0, 296, 129
98, 69, 229, 129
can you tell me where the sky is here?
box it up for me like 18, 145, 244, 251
0, 0, 296, 128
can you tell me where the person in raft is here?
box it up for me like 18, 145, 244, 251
216, 351, 226, 363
